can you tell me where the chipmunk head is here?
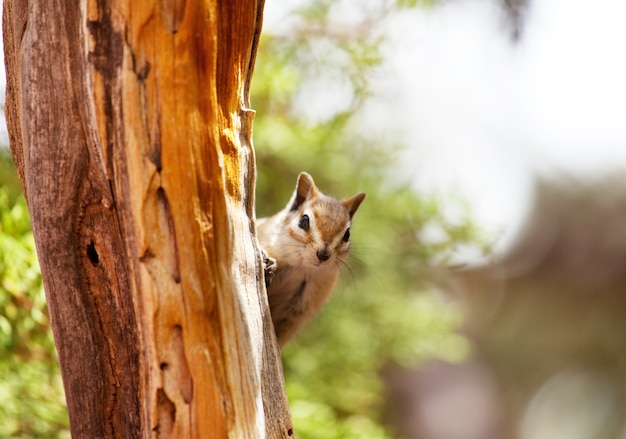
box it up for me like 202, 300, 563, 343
284, 172, 366, 267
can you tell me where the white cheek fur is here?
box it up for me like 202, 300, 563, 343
288, 209, 351, 263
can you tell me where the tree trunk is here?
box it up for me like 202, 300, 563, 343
3, 0, 293, 437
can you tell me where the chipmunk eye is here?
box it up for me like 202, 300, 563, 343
298, 214, 310, 231
342, 227, 351, 242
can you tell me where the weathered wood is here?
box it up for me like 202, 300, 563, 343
3, 0, 293, 437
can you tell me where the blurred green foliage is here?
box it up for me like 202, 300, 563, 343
253, 1, 485, 438
0, 1, 484, 437
0, 149, 70, 438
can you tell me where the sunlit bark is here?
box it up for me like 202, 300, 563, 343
3, 0, 292, 436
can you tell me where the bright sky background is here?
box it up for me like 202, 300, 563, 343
373, 0, 626, 252
1, 0, 624, 254
266, 0, 626, 255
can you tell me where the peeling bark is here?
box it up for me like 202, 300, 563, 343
3, 0, 292, 437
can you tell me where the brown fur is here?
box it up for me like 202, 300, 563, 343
257, 172, 365, 346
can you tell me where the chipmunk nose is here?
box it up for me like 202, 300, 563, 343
316, 246, 331, 262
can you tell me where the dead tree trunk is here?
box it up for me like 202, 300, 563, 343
3, 0, 293, 437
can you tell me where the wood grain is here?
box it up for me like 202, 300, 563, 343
3, 0, 293, 437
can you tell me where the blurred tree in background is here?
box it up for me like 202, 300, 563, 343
253, 1, 487, 437
0, 1, 488, 437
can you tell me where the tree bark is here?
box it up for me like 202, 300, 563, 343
3, 0, 293, 437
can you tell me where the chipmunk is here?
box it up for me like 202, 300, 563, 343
257, 172, 366, 347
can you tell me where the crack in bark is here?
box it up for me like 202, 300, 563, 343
157, 188, 181, 283
155, 388, 176, 437
171, 324, 194, 403
160, 0, 187, 34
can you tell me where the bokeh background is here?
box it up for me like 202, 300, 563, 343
1, 0, 625, 437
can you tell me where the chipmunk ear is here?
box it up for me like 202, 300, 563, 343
343, 192, 366, 218
289, 172, 318, 211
